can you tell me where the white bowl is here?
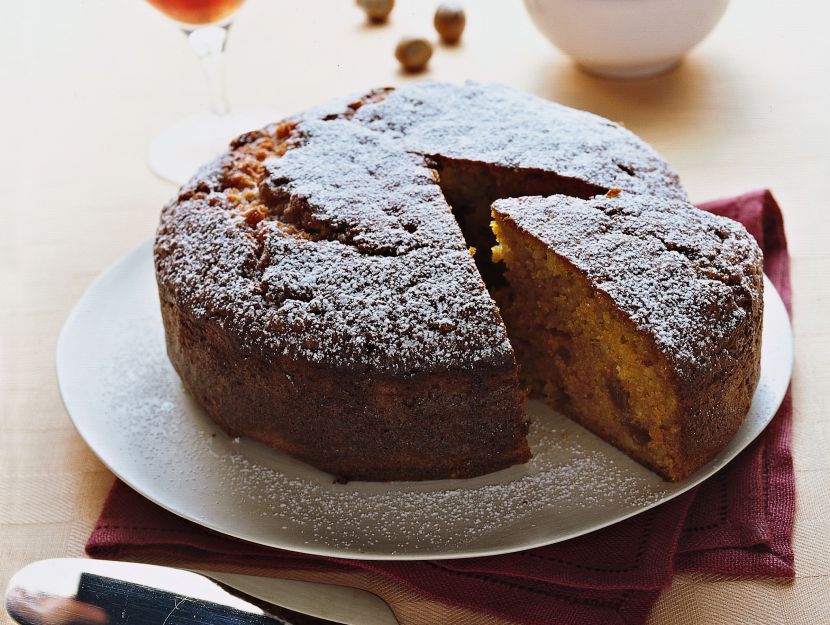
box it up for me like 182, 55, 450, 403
523, 0, 730, 79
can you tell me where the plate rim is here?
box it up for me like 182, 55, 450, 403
56, 237, 793, 561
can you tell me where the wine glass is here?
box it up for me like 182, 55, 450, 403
145, 0, 278, 185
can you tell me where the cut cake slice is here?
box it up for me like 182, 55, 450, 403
491, 192, 763, 481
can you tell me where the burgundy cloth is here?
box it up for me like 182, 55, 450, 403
87, 190, 795, 625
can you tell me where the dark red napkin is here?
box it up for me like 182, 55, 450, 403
87, 190, 794, 625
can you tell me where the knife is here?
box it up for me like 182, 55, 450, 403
4, 559, 395, 625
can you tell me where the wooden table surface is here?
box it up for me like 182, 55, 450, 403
2, 0, 829, 622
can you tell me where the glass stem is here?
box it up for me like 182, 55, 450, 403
185, 25, 231, 116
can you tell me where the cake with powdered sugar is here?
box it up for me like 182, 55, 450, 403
154, 82, 762, 481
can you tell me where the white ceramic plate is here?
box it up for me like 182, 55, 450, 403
57, 239, 792, 560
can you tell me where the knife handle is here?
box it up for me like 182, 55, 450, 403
76, 572, 283, 624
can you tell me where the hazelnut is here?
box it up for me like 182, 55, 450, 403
395, 37, 433, 73
357, 0, 394, 23
434, 2, 466, 44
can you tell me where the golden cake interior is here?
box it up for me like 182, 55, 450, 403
491, 217, 685, 480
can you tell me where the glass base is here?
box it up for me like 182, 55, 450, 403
148, 110, 279, 185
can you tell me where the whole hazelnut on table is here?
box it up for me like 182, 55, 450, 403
434, 2, 466, 44
395, 37, 433, 73
357, 0, 394, 23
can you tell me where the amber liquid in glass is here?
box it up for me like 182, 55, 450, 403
144, 0, 274, 185
146, 0, 245, 26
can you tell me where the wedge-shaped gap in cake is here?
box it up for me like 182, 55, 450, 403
430, 156, 606, 292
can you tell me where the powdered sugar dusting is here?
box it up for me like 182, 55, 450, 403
214, 412, 666, 553
155, 81, 688, 375
354, 81, 686, 200
493, 193, 764, 377
259, 235, 511, 371
261, 118, 463, 255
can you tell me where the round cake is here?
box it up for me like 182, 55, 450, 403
154, 81, 763, 482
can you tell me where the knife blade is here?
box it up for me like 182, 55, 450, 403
199, 571, 397, 625
4, 559, 338, 625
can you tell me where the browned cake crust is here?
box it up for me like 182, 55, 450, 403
491, 194, 763, 481
154, 81, 711, 481
161, 298, 528, 480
